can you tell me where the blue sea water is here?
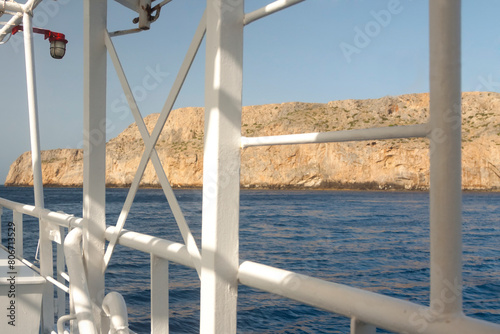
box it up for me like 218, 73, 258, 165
0, 186, 499, 333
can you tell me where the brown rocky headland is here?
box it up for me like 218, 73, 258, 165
5, 92, 500, 191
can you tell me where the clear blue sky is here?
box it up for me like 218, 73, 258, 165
0, 0, 499, 183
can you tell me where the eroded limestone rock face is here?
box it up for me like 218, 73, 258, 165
5, 149, 84, 187
5, 92, 500, 190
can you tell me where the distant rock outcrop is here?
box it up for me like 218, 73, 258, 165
5, 92, 500, 190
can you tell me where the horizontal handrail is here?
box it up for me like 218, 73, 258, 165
241, 123, 429, 148
105, 226, 195, 269
100, 225, 500, 334
0, 197, 83, 229
3, 197, 499, 333
0, 198, 75, 296
238, 261, 500, 334
19, 257, 67, 292
104, 227, 500, 333
244, 0, 305, 25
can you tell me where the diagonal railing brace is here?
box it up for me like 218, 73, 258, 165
103, 11, 206, 276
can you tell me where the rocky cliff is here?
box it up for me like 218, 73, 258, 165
5, 92, 500, 190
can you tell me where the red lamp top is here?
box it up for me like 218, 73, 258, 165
12, 25, 68, 44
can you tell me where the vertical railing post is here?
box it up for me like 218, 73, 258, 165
200, 0, 243, 333
13, 211, 23, 258
56, 226, 67, 319
151, 255, 169, 333
83, 0, 107, 330
22, 11, 54, 333
350, 318, 376, 334
429, 0, 462, 317
0, 206, 3, 243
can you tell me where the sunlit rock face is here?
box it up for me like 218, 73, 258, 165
6, 92, 500, 191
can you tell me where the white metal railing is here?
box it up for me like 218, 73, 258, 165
0, 199, 173, 333
1, 1, 57, 329
0, 198, 83, 229
2, 199, 500, 333
102, 13, 205, 274
1, 0, 500, 333
0, 0, 40, 42
240, 123, 429, 148
108, 227, 500, 334
0, 199, 76, 332
0, 201, 135, 334
244, 0, 305, 25
238, 263, 500, 334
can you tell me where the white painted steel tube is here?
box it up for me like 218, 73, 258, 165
46, 275, 69, 294
108, 28, 142, 37
56, 226, 67, 319
241, 123, 429, 148
351, 317, 376, 334
113, 0, 139, 12
104, 18, 203, 277
57, 314, 76, 334
83, 0, 107, 329
102, 292, 129, 334
138, 0, 151, 29
238, 261, 500, 334
202, 0, 243, 332
103, 11, 206, 273
23, 12, 44, 210
105, 227, 195, 269
429, 0, 463, 316
0, 198, 83, 229
151, 255, 169, 333
13, 211, 23, 258
0, 14, 22, 42
0, 0, 39, 43
22, 12, 56, 332
244, 0, 305, 25
64, 228, 97, 334
21, 0, 41, 12
0, 1, 24, 13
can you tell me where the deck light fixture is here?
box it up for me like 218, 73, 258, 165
12, 25, 68, 59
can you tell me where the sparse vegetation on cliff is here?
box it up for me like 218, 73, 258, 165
5, 92, 500, 190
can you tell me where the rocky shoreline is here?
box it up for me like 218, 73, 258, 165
5, 92, 500, 191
